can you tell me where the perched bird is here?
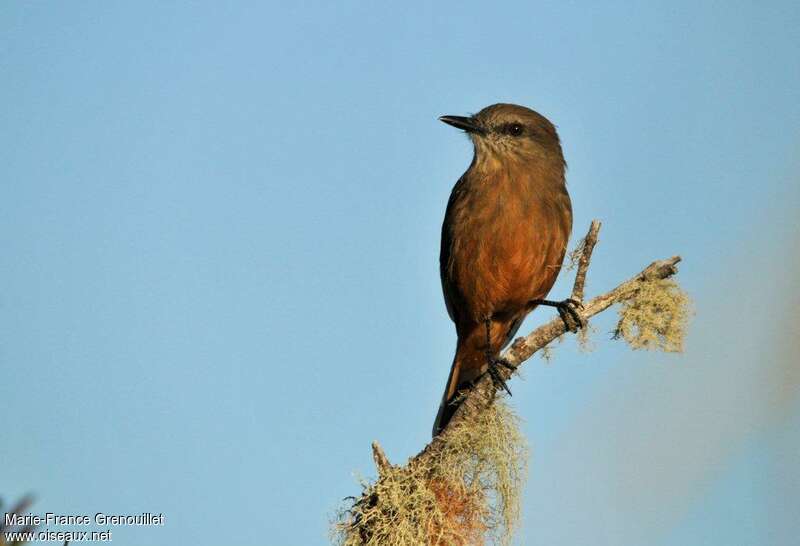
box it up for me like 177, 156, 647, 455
433, 103, 581, 436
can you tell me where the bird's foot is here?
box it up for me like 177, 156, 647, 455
532, 298, 585, 332
485, 355, 515, 396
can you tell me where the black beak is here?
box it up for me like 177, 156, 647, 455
439, 115, 485, 135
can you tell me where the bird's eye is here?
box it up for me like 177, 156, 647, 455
505, 123, 524, 136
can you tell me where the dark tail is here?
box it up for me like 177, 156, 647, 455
432, 354, 461, 437
432, 342, 484, 437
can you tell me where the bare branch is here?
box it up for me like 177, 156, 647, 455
371, 441, 392, 476
570, 219, 601, 303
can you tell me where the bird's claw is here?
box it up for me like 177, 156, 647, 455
485, 356, 515, 396
531, 297, 585, 332
555, 299, 584, 332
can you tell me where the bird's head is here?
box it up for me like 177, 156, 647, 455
439, 103, 564, 164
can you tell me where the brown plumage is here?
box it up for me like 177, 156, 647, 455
433, 103, 573, 436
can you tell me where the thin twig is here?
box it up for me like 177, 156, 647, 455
570, 219, 601, 303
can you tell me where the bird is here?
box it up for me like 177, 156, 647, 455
432, 103, 581, 436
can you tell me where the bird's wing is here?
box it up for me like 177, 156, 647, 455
439, 177, 466, 323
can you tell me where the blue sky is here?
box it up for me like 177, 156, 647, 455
2, 2, 799, 545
